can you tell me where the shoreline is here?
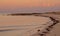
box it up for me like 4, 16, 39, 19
0, 13, 60, 36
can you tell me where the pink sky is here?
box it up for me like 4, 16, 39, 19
0, 0, 60, 13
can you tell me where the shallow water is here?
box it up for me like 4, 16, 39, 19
0, 16, 51, 36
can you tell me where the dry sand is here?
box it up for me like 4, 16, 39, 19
40, 14, 60, 36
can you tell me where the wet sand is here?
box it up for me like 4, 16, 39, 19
0, 13, 60, 36
0, 15, 50, 26
0, 15, 51, 36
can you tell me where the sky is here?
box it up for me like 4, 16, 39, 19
0, 0, 60, 13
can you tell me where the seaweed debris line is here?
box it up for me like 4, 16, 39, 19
48, 17, 59, 27
31, 17, 59, 36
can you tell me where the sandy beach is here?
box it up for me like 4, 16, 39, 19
0, 15, 51, 36
0, 13, 60, 36
40, 13, 60, 36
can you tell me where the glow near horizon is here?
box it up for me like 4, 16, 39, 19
0, 0, 60, 13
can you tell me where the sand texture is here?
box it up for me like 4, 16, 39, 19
0, 13, 60, 36
0, 15, 51, 36
39, 13, 60, 36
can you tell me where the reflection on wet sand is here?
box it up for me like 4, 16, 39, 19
0, 15, 51, 36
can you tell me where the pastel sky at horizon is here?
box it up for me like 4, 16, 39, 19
0, 0, 60, 13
